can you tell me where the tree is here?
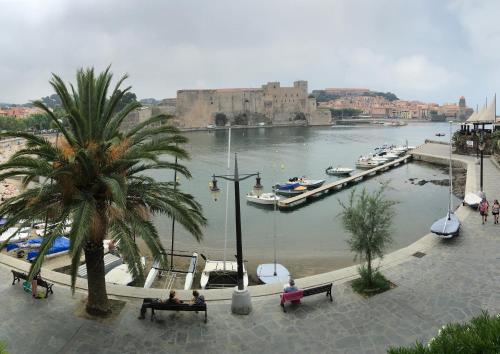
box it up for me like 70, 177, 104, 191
0, 67, 206, 315
339, 186, 396, 289
114, 90, 137, 113
388, 311, 500, 353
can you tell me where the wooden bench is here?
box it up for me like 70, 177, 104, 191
280, 283, 333, 312
139, 298, 207, 323
11, 270, 54, 298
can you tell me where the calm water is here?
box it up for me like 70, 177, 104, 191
149, 122, 459, 278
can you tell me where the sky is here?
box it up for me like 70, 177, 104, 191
0, 0, 499, 107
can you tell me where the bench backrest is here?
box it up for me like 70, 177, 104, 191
12, 270, 49, 287
303, 283, 332, 297
12, 270, 27, 279
280, 289, 304, 302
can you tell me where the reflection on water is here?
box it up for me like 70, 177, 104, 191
149, 123, 459, 278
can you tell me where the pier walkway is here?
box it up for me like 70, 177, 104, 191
0, 143, 499, 353
278, 155, 412, 209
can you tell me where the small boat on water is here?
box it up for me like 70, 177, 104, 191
325, 166, 354, 176
274, 185, 307, 196
246, 192, 281, 205
435, 133, 445, 137
200, 254, 248, 289
288, 177, 325, 189
355, 157, 382, 169
274, 182, 300, 190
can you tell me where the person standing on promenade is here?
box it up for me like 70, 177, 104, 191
479, 198, 489, 224
492, 199, 499, 224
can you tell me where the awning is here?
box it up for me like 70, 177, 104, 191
466, 99, 496, 123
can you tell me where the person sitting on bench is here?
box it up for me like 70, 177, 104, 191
167, 290, 183, 304
31, 270, 42, 299
139, 290, 182, 319
191, 290, 205, 305
284, 279, 298, 293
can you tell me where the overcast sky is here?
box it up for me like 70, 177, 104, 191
1, 0, 499, 107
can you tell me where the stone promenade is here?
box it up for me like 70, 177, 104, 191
0, 145, 499, 353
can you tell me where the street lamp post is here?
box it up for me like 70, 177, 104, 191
209, 153, 262, 315
479, 132, 485, 193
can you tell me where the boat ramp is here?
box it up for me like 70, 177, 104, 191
278, 155, 412, 209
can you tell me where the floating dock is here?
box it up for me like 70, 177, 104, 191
278, 155, 412, 209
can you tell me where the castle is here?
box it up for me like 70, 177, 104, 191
174, 81, 330, 128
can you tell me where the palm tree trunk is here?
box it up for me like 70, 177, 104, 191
84, 241, 110, 316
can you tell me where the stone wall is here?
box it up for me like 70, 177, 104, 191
175, 81, 320, 128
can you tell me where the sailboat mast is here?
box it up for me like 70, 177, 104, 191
273, 168, 277, 276
223, 128, 231, 271
448, 121, 453, 218
170, 154, 178, 269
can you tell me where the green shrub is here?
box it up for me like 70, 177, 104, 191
0, 340, 8, 354
352, 265, 391, 296
388, 311, 500, 353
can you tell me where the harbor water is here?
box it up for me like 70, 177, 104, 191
149, 122, 460, 280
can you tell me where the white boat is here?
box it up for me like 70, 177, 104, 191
200, 257, 248, 289
257, 263, 290, 285
464, 192, 482, 208
370, 154, 390, 163
105, 257, 145, 286
380, 152, 399, 160
431, 212, 460, 238
183, 253, 198, 290
274, 185, 308, 196
246, 192, 281, 205
0, 227, 30, 243
78, 252, 123, 278
256, 187, 290, 284
206, 124, 216, 129
143, 252, 198, 290
298, 178, 325, 189
143, 259, 160, 289
325, 166, 354, 176
355, 157, 382, 169
431, 122, 460, 238
288, 177, 325, 189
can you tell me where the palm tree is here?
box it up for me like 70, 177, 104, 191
339, 186, 395, 287
0, 67, 206, 315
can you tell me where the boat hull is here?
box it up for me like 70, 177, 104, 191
200, 260, 248, 289
246, 193, 280, 205
256, 263, 290, 284
431, 213, 460, 238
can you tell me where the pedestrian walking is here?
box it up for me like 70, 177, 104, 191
479, 197, 489, 224
492, 199, 500, 224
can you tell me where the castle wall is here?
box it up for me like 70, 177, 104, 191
175, 81, 314, 128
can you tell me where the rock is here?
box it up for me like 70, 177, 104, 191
429, 179, 450, 187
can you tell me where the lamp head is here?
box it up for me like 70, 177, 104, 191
253, 173, 263, 196
209, 175, 220, 201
